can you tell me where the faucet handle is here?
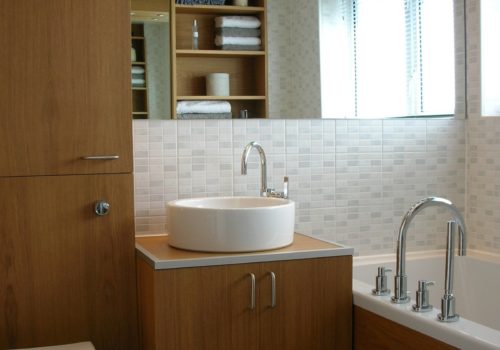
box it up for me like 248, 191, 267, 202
265, 176, 289, 199
377, 266, 392, 276
282, 176, 289, 199
418, 280, 435, 290
372, 266, 392, 296
412, 280, 434, 312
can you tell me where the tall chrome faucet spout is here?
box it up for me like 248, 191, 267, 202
241, 141, 289, 199
241, 141, 268, 197
392, 197, 466, 305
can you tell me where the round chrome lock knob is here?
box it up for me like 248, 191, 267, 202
94, 200, 110, 216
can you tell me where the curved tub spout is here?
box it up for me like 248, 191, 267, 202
391, 197, 466, 305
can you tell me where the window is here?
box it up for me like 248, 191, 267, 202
320, 0, 455, 118
481, 0, 500, 116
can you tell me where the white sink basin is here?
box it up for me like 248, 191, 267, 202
167, 196, 295, 252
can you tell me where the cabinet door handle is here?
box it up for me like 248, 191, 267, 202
82, 155, 120, 160
249, 273, 256, 311
269, 271, 276, 308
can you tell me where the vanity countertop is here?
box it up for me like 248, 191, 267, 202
136, 233, 354, 270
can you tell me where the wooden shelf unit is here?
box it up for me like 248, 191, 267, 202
171, 0, 268, 119
131, 23, 149, 119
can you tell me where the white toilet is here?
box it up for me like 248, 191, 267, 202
13, 342, 95, 350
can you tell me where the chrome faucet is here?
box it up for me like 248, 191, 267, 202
241, 141, 288, 198
392, 197, 466, 322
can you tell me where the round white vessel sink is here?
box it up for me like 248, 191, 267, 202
167, 196, 295, 252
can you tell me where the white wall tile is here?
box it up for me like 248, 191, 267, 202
133, 115, 466, 257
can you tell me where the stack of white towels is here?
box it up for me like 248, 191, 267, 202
131, 66, 145, 87
176, 100, 232, 119
214, 16, 261, 51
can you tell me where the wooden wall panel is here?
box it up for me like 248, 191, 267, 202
354, 306, 458, 350
0, 0, 132, 177
0, 174, 138, 350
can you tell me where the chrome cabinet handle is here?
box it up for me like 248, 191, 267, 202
94, 200, 110, 216
82, 155, 120, 160
269, 271, 276, 308
249, 273, 256, 310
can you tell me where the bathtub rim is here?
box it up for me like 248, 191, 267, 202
353, 249, 500, 350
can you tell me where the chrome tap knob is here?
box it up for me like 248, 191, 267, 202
372, 266, 392, 296
412, 280, 434, 312
282, 176, 288, 199
266, 176, 289, 199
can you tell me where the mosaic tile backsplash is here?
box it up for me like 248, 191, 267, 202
133, 118, 466, 256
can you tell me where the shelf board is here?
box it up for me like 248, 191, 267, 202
132, 112, 148, 115
132, 87, 147, 90
177, 95, 266, 101
176, 49, 265, 57
132, 36, 145, 40
175, 4, 265, 14
131, 61, 146, 65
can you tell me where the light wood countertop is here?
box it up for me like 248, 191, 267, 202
136, 233, 353, 270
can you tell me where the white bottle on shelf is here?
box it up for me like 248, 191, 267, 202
192, 20, 199, 50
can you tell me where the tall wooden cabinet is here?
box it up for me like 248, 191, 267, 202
0, 0, 138, 349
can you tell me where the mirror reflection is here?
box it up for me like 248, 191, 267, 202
130, 0, 463, 120
131, 0, 171, 120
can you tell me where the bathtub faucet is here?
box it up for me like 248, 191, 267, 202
392, 197, 466, 320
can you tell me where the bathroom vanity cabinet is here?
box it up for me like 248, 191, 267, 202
136, 234, 353, 350
170, 0, 268, 118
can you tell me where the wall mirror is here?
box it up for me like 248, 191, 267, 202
131, 0, 171, 120
130, 0, 465, 120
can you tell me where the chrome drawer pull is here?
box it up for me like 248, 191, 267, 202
269, 271, 276, 308
249, 273, 256, 310
82, 155, 120, 160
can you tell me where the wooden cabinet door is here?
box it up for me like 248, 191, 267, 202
149, 262, 259, 350
0, 174, 138, 349
259, 257, 353, 350
0, 0, 132, 176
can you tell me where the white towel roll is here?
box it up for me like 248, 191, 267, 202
215, 36, 261, 46
206, 73, 230, 96
215, 16, 261, 29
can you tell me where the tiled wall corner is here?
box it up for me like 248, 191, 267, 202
133, 120, 178, 235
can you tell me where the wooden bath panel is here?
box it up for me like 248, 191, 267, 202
354, 306, 458, 350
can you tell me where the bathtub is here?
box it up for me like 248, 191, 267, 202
353, 250, 500, 350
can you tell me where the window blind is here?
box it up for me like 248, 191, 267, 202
320, 0, 455, 118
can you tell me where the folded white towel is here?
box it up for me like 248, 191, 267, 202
131, 66, 145, 74
215, 16, 261, 29
132, 78, 145, 85
215, 36, 261, 46
176, 100, 232, 114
